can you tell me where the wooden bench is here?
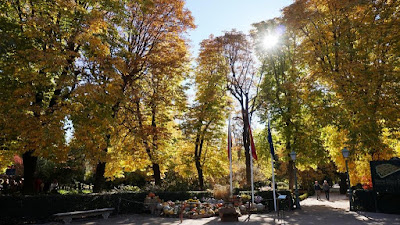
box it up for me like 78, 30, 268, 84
53, 208, 114, 224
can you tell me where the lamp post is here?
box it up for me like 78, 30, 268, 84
342, 147, 352, 211
290, 151, 301, 209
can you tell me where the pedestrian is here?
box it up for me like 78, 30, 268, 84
179, 201, 187, 223
314, 181, 322, 200
323, 180, 330, 200
34, 177, 43, 193
49, 179, 59, 193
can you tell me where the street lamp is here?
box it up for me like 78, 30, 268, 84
342, 147, 353, 211
289, 151, 301, 209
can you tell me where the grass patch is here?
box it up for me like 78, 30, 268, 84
58, 189, 92, 195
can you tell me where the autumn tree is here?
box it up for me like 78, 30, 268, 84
72, 0, 194, 191
251, 19, 329, 189
0, 0, 115, 193
112, 0, 194, 186
217, 30, 262, 187
283, 0, 400, 182
182, 35, 230, 190
70, 43, 123, 192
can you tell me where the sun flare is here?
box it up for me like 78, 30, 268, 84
263, 34, 279, 49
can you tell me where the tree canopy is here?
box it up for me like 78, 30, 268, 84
1, 0, 399, 193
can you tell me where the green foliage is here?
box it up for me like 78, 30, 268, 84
58, 189, 92, 195
299, 193, 308, 201
1, 0, 399, 194
281, 0, 400, 184
0, 192, 149, 223
252, 18, 331, 189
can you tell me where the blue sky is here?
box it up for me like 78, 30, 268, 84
185, 0, 293, 55
184, 1, 294, 128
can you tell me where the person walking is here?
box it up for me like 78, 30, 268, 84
179, 201, 187, 223
323, 180, 330, 200
314, 181, 322, 200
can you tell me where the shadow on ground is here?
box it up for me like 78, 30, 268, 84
43, 193, 400, 225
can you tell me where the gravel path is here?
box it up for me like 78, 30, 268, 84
42, 193, 400, 225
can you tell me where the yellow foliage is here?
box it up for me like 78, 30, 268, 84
321, 125, 348, 172
0, 151, 14, 173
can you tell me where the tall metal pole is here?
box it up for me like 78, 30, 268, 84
345, 159, 352, 211
228, 116, 233, 197
271, 156, 277, 211
268, 113, 277, 211
250, 147, 255, 205
248, 113, 255, 205
293, 162, 300, 209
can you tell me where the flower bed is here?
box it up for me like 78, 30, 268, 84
149, 194, 270, 219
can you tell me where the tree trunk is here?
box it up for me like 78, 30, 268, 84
195, 156, 204, 190
93, 134, 110, 193
151, 101, 162, 186
22, 150, 37, 195
92, 99, 119, 193
93, 161, 106, 193
244, 145, 251, 187
153, 163, 161, 185
242, 112, 251, 187
135, 100, 160, 185
195, 133, 205, 190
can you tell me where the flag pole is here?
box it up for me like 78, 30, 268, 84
249, 113, 255, 205
250, 147, 255, 205
228, 115, 233, 197
271, 152, 277, 211
268, 114, 277, 211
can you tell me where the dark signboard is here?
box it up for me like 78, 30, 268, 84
370, 160, 400, 193
5, 168, 16, 176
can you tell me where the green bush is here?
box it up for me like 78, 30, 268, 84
299, 193, 308, 201
58, 189, 92, 195
0, 192, 149, 225
352, 190, 400, 214
0, 191, 213, 225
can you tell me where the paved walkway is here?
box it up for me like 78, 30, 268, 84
43, 193, 400, 225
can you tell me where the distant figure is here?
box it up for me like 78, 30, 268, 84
179, 202, 187, 223
314, 181, 322, 200
34, 177, 43, 193
323, 180, 330, 200
49, 179, 59, 193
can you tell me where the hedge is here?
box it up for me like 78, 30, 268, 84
0, 190, 296, 224
352, 190, 376, 212
353, 190, 400, 214
0, 191, 213, 225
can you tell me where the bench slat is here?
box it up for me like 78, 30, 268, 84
54, 208, 114, 217
54, 208, 114, 224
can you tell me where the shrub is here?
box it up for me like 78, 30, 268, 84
299, 193, 308, 201
212, 185, 230, 200
0, 191, 214, 224
353, 190, 400, 214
